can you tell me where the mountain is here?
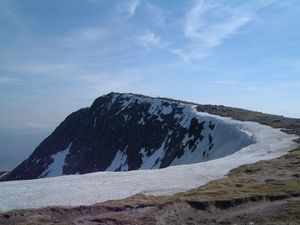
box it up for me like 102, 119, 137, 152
0, 171, 9, 180
0, 101, 298, 213
2, 92, 254, 181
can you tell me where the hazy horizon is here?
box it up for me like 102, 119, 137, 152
0, 127, 51, 170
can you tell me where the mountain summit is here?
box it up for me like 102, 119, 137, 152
3, 93, 253, 181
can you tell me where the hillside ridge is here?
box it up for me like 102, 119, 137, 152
2, 92, 255, 181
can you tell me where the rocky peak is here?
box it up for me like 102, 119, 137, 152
2, 93, 253, 181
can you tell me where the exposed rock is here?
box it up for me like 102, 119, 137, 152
2, 93, 252, 181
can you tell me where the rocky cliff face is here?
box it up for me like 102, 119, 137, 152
2, 93, 253, 181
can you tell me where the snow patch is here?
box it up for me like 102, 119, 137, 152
138, 117, 145, 125
123, 114, 130, 122
170, 113, 253, 166
0, 172, 9, 180
139, 138, 168, 170
106, 150, 128, 171
161, 105, 173, 115
139, 130, 173, 169
39, 143, 72, 178
118, 94, 136, 112
110, 93, 117, 104
179, 105, 196, 128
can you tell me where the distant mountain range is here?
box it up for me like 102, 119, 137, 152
2, 93, 255, 181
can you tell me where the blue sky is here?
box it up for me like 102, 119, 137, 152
0, 0, 300, 132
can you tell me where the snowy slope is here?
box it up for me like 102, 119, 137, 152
0, 113, 297, 212
0, 172, 9, 180
3, 93, 255, 181
106, 104, 253, 171
39, 143, 72, 177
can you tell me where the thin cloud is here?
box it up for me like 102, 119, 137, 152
79, 27, 106, 41
174, 1, 254, 62
184, 1, 253, 48
171, 48, 209, 63
118, 0, 140, 19
134, 31, 163, 50
61, 26, 108, 48
22, 122, 54, 129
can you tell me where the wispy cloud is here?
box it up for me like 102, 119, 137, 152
77, 27, 106, 41
134, 31, 163, 50
60, 26, 108, 48
184, 1, 253, 48
18, 122, 54, 129
171, 48, 209, 63
173, 1, 254, 62
118, 0, 140, 19
1, 0, 300, 129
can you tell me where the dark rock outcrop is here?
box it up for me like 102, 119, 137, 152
2, 93, 252, 181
